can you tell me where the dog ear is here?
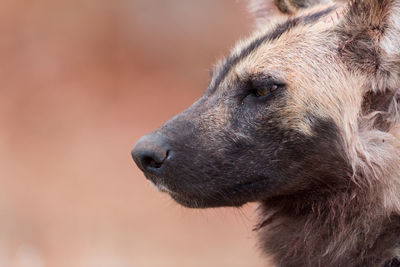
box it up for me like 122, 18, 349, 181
247, 0, 278, 28
337, 0, 400, 128
274, 0, 333, 13
248, 0, 333, 28
338, 0, 400, 92
248, 0, 332, 19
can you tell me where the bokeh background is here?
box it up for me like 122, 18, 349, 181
0, 1, 273, 266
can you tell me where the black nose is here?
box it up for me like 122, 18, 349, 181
131, 133, 170, 174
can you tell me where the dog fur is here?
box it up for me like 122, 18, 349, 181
132, 0, 400, 266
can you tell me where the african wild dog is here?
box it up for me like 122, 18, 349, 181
131, 0, 400, 266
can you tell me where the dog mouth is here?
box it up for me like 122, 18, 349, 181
149, 177, 271, 208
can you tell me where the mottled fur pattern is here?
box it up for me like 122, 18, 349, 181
133, 0, 400, 266
250, 0, 400, 266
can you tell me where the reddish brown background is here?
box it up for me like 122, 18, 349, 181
0, 0, 271, 266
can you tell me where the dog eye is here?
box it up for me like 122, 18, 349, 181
254, 84, 279, 97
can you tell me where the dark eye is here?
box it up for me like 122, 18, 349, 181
254, 84, 280, 97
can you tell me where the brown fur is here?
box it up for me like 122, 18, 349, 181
133, 0, 400, 266
247, 0, 400, 266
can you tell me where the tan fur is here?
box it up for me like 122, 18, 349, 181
240, 0, 400, 265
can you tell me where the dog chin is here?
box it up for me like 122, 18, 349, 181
146, 177, 262, 208
169, 191, 247, 208
146, 180, 205, 207
147, 180, 172, 193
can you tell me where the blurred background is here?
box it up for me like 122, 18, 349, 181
0, 0, 271, 266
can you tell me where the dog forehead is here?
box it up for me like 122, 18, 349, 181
210, 4, 342, 90
234, 25, 336, 82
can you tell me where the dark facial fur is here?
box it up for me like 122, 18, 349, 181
150, 75, 347, 209
132, 0, 400, 266
134, 6, 340, 209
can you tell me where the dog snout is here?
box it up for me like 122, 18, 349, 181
131, 133, 170, 175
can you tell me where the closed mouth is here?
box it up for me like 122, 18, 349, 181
158, 178, 271, 208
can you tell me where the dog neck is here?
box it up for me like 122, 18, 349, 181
256, 187, 400, 267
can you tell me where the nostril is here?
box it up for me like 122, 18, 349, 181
142, 155, 163, 169
131, 133, 170, 174
137, 149, 169, 172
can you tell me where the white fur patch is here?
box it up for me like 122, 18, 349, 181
381, 2, 400, 58
148, 180, 172, 193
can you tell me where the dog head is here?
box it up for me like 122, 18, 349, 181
132, 0, 400, 208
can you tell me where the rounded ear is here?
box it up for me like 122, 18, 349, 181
337, 0, 400, 92
248, 0, 333, 20
248, 0, 334, 28
274, 0, 333, 14
338, 0, 400, 129
248, 0, 278, 28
